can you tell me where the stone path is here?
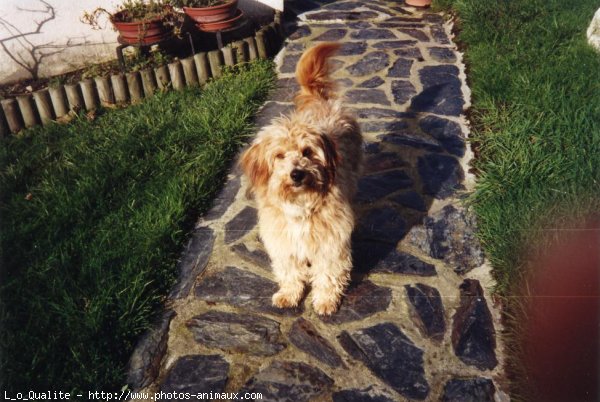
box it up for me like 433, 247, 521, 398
128, 1, 507, 401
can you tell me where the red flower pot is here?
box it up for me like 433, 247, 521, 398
195, 9, 244, 32
183, 0, 238, 26
405, 0, 432, 7
111, 11, 173, 45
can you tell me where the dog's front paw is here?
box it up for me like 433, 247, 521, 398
313, 299, 339, 316
272, 290, 300, 309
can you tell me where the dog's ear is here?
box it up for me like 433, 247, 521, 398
240, 141, 270, 190
319, 134, 339, 188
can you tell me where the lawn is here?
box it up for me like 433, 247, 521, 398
0, 60, 275, 393
434, 0, 600, 291
435, 0, 600, 398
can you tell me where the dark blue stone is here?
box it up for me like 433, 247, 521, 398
128, 310, 176, 389
363, 141, 381, 154
314, 28, 348, 41
348, 21, 372, 29
280, 53, 301, 74
359, 76, 385, 88
373, 40, 418, 49
417, 153, 464, 199
411, 65, 464, 116
186, 311, 285, 356
352, 107, 414, 119
391, 80, 416, 105
423, 13, 444, 23
387, 58, 413, 78
364, 152, 407, 174
323, 1, 363, 10
254, 102, 293, 128
289, 318, 344, 368
441, 378, 496, 402
369, 249, 437, 276
399, 28, 429, 41
333, 388, 396, 402
160, 355, 228, 395
393, 47, 423, 60
391, 191, 427, 212
231, 243, 271, 270
357, 207, 408, 242
431, 24, 451, 44
419, 115, 465, 156
346, 89, 391, 105
224, 206, 257, 244
270, 78, 300, 103
339, 323, 429, 400
195, 267, 303, 316
287, 25, 311, 40
338, 41, 368, 55
405, 283, 446, 341
170, 228, 215, 299
240, 361, 333, 402
350, 29, 397, 40
203, 176, 240, 220
379, 132, 444, 152
424, 205, 484, 273
346, 51, 390, 76
307, 10, 378, 21
362, 120, 409, 134
384, 16, 423, 23
356, 170, 413, 203
452, 280, 498, 370
428, 47, 456, 62
321, 281, 392, 324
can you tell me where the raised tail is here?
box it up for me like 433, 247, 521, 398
295, 42, 341, 108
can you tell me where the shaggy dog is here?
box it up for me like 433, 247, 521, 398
240, 43, 363, 315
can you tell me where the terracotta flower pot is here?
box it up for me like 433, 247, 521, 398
405, 0, 432, 7
195, 9, 244, 32
111, 11, 173, 45
183, 0, 238, 24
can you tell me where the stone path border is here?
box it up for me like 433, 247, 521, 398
127, 1, 508, 401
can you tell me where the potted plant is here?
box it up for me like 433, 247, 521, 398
171, 0, 242, 32
82, 0, 179, 45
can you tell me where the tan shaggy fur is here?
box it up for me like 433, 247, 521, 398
240, 43, 363, 315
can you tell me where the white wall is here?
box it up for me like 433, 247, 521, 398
0, 0, 123, 84
254, 0, 283, 11
0, 0, 282, 85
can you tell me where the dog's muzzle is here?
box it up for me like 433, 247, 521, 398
290, 169, 306, 186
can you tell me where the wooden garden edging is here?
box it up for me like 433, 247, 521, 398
0, 15, 284, 138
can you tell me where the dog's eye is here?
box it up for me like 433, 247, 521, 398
275, 152, 284, 159
302, 148, 312, 158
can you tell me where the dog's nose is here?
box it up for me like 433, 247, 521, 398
290, 169, 305, 183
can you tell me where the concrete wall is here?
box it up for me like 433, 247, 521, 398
0, 0, 280, 85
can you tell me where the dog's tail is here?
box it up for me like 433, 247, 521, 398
295, 42, 340, 108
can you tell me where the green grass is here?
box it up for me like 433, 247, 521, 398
434, 0, 600, 398
0, 60, 275, 393
434, 0, 600, 291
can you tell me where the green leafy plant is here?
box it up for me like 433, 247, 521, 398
81, 0, 177, 28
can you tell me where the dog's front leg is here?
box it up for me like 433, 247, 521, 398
271, 255, 306, 309
310, 249, 352, 315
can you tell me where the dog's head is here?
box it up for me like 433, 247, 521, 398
240, 119, 338, 202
